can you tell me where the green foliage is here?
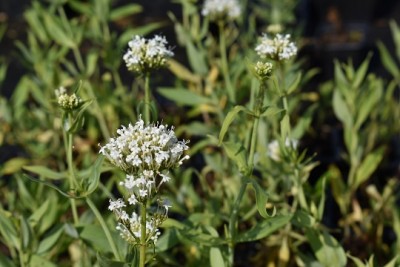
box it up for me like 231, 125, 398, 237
0, 1, 399, 266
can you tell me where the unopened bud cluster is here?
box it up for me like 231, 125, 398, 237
202, 0, 241, 21
55, 86, 81, 110
123, 35, 174, 73
254, 61, 273, 81
255, 34, 298, 61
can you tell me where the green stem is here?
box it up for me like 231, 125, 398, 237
65, 113, 79, 224
86, 197, 121, 261
228, 180, 247, 266
143, 72, 151, 124
18, 249, 25, 267
248, 116, 260, 172
218, 21, 235, 103
139, 202, 147, 267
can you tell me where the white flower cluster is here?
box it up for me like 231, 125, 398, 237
202, 0, 241, 21
123, 35, 174, 73
254, 61, 273, 81
55, 86, 81, 110
109, 198, 167, 244
100, 118, 189, 245
255, 34, 298, 61
268, 138, 298, 162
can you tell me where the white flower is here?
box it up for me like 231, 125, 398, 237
114, 211, 162, 245
108, 199, 126, 211
255, 34, 298, 61
268, 138, 298, 161
202, 0, 241, 21
123, 35, 174, 73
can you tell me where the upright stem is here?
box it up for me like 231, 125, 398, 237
65, 113, 79, 224
144, 72, 151, 124
86, 197, 121, 261
139, 201, 147, 267
228, 180, 247, 266
218, 21, 235, 103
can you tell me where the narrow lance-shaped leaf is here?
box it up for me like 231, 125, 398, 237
286, 72, 302, 95
23, 165, 66, 180
236, 214, 292, 243
352, 53, 372, 89
352, 147, 385, 192
247, 178, 275, 218
158, 87, 211, 106
377, 41, 399, 78
219, 105, 253, 144
222, 141, 248, 174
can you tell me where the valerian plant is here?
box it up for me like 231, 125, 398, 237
0, 0, 399, 267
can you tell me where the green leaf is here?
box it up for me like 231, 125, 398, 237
0, 253, 15, 267
67, 100, 93, 134
222, 141, 248, 174
210, 247, 225, 267
1, 157, 29, 175
0, 209, 19, 249
352, 53, 372, 89
377, 41, 399, 78
286, 72, 302, 94
86, 51, 98, 77
156, 229, 179, 252
384, 255, 399, 267
347, 254, 367, 267
332, 89, 352, 129
43, 13, 75, 48
260, 106, 284, 118
158, 88, 211, 106
389, 20, 400, 60
109, 4, 142, 21
25, 9, 48, 43
280, 114, 290, 139
36, 225, 64, 254
328, 166, 348, 215
306, 228, 347, 267
29, 199, 50, 228
186, 40, 208, 75
352, 147, 385, 191
23, 174, 76, 199
291, 210, 316, 228
355, 78, 382, 129
79, 225, 113, 253
29, 254, 57, 267
219, 105, 252, 144
168, 59, 201, 83
247, 178, 275, 218
80, 155, 104, 196
236, 215, 292, 243
20, 216, 33, 251
23, 166, 66, 180
97, 253, 129, 267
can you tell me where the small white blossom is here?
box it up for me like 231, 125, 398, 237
108, 199, 126, 211
202, 0, 241, 21
255, 34, 298, 61
123, 35, 174, 73
268, 138, 298, 162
